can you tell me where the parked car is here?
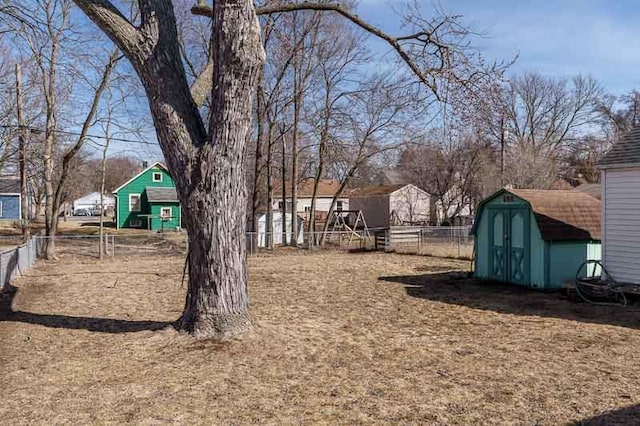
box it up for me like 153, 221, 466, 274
74, 208, 90, 216
90, 208, 102, 216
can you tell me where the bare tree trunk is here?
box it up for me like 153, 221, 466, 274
49, 52, 119, 259
290, 26, 300, 247
99, 117, 111, 260
308, 91, 331, 245
281, 131, 287, 245
43, 81, 57, 259
266, 124, 274, 249
251, 73, 266, 234
15, 64, 30, 243
177, 0, 264, 339
290, 96, 299, 246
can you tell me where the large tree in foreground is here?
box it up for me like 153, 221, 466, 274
72, 0, 495, 339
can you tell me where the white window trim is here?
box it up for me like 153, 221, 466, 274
129, 194, 141, 212
152, 172, 163, 182
160, 207, 171, 220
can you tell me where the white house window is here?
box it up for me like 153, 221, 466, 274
278, 201, 284, 210
152, 172, 163, 182
130, 219, 142, 227
304, 206, 311, 212
161, 207, 171, 220
129, 194, 141, 212
336, 201, 344, 211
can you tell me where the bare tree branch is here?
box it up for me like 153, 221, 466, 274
192, 1, 451, 97
70, 0, 140, 58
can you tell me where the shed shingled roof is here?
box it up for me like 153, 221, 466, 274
145, 187, 178, 202
509, 189, 601, 241
598, 126, 640, 167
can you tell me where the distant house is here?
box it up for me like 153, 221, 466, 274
273, 178, 349, 214
349, 184, 431, 229
112, 162, 181, 231
73, 192, 115, 213
598, 127, 640, 284
0, 178, 21, 221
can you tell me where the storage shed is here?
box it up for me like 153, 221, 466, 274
349, 184, 431, 228
255, 212, 304, 247
472, 189, 601, 289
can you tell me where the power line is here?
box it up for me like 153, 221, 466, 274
0, 124, 159, 146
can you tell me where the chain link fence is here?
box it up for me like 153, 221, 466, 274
29, 226, 473, 261
246, 226, 473, 259
385, 226, 474, 259
0, 237, 37, 290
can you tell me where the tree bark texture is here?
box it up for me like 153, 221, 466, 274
15, 64, 30, 243
74, 0, 264, 339
178, 0, 263, 339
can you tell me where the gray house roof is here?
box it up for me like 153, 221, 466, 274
599, 127, 640, 168
145, 187, 178, 202
0, 178, 20, 194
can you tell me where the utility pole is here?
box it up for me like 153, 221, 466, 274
15, 63, 30, 242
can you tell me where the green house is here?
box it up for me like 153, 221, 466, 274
113, 162, 181, 231
472, 189, 601, 289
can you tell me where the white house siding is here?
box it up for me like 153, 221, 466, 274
271, 197, 349, 213
389, 185, 431, 225
602, 167, 640, 284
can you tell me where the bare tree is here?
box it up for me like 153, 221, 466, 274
73, 0, 498, 339
318, 75, 426, 244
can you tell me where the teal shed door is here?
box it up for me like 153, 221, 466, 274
489, 208, 530, 285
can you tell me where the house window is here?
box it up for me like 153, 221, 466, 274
278, 201, 284, 210
129, 194, 141, 212
304, 206, 311, 212
161, 207, 172, 221
336, 201, 343, 211
0, 201, 4, 217
130, 219, 142, 227
152, 172, 163, 182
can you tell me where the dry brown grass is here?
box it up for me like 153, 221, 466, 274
2, 251, 640, 424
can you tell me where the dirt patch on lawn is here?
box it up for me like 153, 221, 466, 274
1, 251, 640, 424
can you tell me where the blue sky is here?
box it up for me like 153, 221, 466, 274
357, 0, 640, 95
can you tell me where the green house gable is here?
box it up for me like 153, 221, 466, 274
113, 162, 181, 231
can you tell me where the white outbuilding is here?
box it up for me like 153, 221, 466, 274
255, 212, 304, 247
73, 192, 115, 213
598, 127, 640, 284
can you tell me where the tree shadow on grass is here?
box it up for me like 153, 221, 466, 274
0, 282, 174, 334
574, 404, 640, 425
378, 272, 640, 330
